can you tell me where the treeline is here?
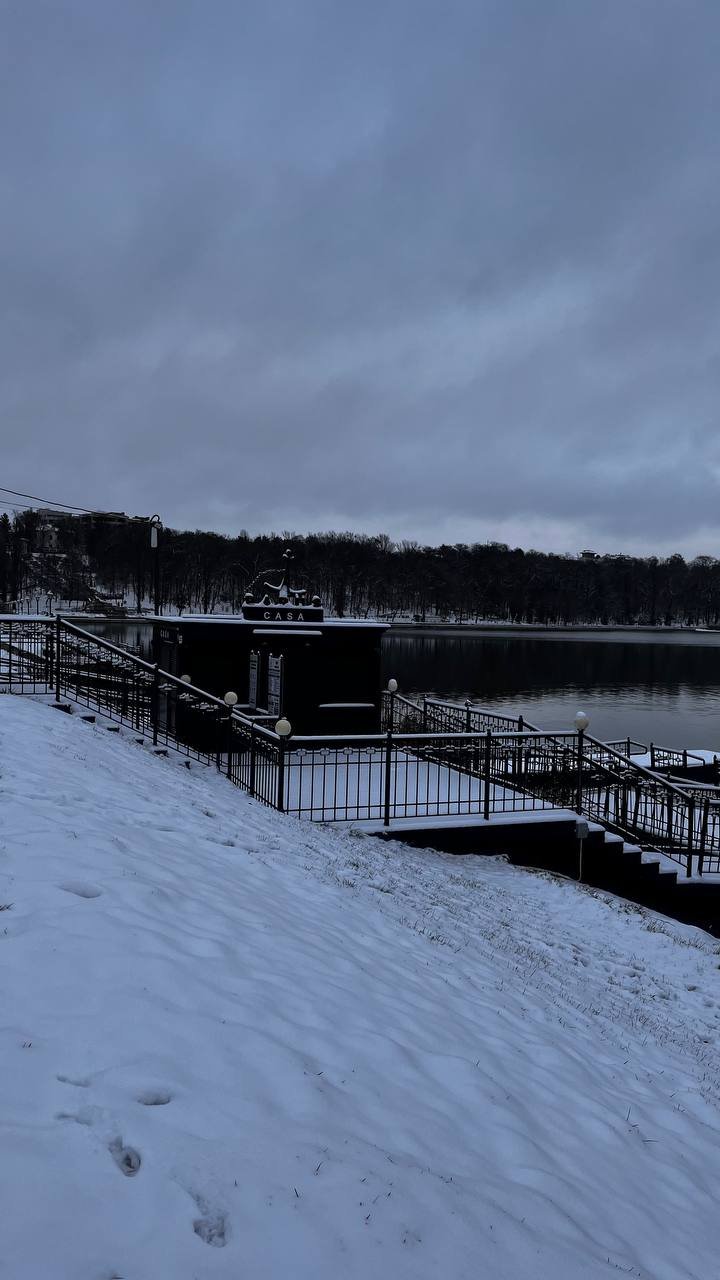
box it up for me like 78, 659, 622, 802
2, 508, 720, 626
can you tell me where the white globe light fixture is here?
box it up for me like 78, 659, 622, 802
224, 691, 238, 707
574, 710, 590, 733
387, 678, 398, 694
180, 673, 192, 684
275, 717, 292, 738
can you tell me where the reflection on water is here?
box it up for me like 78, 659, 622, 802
81, 619, 156, 659
383, 632, 720, 751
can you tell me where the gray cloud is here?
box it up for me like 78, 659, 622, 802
1, 0, 719, 555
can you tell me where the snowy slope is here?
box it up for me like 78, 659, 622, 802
2, 696, 720, 1280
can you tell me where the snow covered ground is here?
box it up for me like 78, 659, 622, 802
3, 696, 720, 1279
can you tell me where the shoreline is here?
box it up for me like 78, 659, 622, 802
388, 622, 719, 637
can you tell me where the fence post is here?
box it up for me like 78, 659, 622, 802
666, 793, 673, 845
465, 700, 472, 734
215, 704, 222, 770
249, 724, 257, 797
151, 664, 160, 747
422, 696, 428, 732
686, 798, 695, 878
45, 621, 53, 689
54, 615, 61, 703
7, 619, 12, 688
226, 709, 234, 780
698, 797, 709, 877
576, 728, 585, 815
383, 729, 393, 827
515, 716, 524, 779
650, 742, 655, 770
277, 735, 286, 813
483, 729, 492, 820
626, 737, 631, 759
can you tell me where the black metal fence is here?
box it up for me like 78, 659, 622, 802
3, 618, 720, 875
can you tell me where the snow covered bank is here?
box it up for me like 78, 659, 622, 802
2, 695, 720, 1279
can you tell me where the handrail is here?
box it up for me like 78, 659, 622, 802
583, 733, 695, 803
423, 695, 541, 732
59, 619, 159, 674
289, 728, 577, 746
58, 618, 280, 740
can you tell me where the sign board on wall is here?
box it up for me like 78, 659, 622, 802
248, 651, 258, 710
267, 654, 283, 717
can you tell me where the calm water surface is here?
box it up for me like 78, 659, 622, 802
83, 620, 720, 752
383, 630, 720, 751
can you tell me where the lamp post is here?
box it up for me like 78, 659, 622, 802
275, 717, 292, 813
223, 691, 238, 778
149, 515, 163, 617
574, 710, 590, 815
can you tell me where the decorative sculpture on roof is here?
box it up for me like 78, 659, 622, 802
242, 548, 323, 619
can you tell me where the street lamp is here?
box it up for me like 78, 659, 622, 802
224, 691, 238, 707
275, 717, 292, 738
149, 515, 163, 617
573, 710, 590, 814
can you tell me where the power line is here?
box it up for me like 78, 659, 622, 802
0, 486, 153, 522
0, 485, 100, 513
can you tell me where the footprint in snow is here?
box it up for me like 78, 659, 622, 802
193, 1204, 228, 1248
56, 1105, 101, 1127
136, 1089, 172, 1106
181, 1186, 228, 1248
58, 882, 103, 899
109, 1138, 142, 1177
57, 1073, 91, 1088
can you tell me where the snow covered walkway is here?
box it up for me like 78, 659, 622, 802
2, 695, 720, 1279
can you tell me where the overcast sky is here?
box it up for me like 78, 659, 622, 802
1, 1, 719, 556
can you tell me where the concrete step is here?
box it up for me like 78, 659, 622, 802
80, 714, 96, 723
51, 702, 73, 715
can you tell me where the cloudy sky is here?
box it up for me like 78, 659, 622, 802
1, 0, 719, 556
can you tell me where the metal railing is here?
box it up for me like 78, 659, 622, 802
380, 693, 720, 876
384, 692, 539, 735
3, 620, 720, 875
1, 615, 283, 788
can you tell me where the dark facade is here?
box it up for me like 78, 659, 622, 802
153, 606, 388, 735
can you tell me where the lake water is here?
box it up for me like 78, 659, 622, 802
383, 629, 720, 752
80, 619, 720, 752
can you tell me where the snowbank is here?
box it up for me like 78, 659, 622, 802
2, 694, 720, 1279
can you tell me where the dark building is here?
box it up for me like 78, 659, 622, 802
153, 601, 388, 736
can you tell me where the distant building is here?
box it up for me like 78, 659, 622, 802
580, 549, 600, 561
